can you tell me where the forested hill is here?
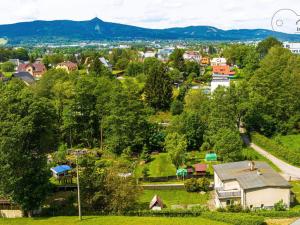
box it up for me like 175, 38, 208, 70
0, 17, 300, 44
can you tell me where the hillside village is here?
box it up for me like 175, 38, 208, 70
0, 37, 300, 225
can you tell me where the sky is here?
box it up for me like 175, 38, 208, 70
1, 0, 300, 30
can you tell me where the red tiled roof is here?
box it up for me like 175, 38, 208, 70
194, 164, 207, 172
212, 65, 235, 75
17, 62, 46, 73
57, 61, 78, 70
187, 168, 194, 173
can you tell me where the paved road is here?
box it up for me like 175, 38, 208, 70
291, 219, 300, 225
242, 135, 300, 181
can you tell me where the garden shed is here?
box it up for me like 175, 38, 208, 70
205, 153, 217, 161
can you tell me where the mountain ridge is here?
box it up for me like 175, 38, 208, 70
0, 17, 299, 44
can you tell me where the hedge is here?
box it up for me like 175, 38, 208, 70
125, 210, 265, 225
251, 132, 300, 167
252, 210, 300, 218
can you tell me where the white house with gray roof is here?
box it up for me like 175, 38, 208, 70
213, 161, 291, 210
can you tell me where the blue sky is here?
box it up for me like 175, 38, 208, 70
1, 0, 299, 30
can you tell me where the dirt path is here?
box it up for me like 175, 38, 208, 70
242, 135, 300, 181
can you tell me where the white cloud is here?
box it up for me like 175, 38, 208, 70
0, 0, 299, 30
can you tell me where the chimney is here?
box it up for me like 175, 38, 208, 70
248, 161, 255, 171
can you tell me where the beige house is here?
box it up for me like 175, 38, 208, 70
213, 161, 291, 210
56, 61, 78, 73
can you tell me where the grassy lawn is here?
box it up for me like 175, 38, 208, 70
275, 134, 300, 152
0, 216, 229, 225
135, 153, 176, 178
140, 189, 209, 208
291, 181, 300, 208
242, 147, 280, 172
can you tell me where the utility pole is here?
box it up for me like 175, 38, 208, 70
74, 149, 87, 220
75, 150, 84, 221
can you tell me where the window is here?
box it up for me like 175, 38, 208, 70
250, 205, 253, 209
261, 204, 264, 209
226, 200, 231, 206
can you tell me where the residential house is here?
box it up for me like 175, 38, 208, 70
213, 161, 291, 210
0, 199, 22, 218
144, 51, 156, 58
210, 57, 227, 66
157, 48, 174, 62
211, 74, 230, 92
12, 72, 35, 86
17, 62, 47, 78
9, 59, 24, 70
183, 51, 201, 63
56, 61, 78, 73
212, 65, 235, 76
50, 165, 73, 184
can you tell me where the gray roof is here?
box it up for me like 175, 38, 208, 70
213, 161, 290, 190
13, 72, 35, 85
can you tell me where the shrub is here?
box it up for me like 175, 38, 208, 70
198, 177, 210, 192
170, 100, 184, 115
184, 178, 199, 192
226, 203, 243, 212
274, 199, 287, 211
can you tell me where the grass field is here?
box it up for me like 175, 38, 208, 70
275, 134, 300, 152
140, 189, 209, 208
135, 153, 176, 178
0, 216, 229, 225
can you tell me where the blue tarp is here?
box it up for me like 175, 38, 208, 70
51, 165, 72, 174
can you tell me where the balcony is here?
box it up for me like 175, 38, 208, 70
215, 187, 241, 198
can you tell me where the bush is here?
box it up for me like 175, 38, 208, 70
184, 178, 210, 192
202, 212, 265, 225
274, 199, 287, 211
184, 178, 199, 192
170, 100, 184, 115
226, 203, 243, 212
1, 61, 15, 72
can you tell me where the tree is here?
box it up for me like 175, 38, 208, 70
256, 37, 282, 58
80, 156, 141, 213
0, 80, 57, 216
1, 61, 15, 72
169, 48, 185, 71
125, 61, 144, 77
168, 68, 183, 83
212, 128, 243, 162
164, 132, 187, 168
246, 46, 300, 135
103, 82, 149, 154
144, 61, 173, 110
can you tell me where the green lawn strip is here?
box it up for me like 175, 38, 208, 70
0, 216, 229, 225
291, 181, 300, 206
242, 147, 280, 172
140, 189, 209, 208
147, 153, 176, 177
275, 134, 300, 152
251, 132, 300, 167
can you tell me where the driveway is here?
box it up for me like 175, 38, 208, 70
242, 135, 300, 181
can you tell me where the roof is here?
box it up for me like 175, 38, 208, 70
51, 165, 72, 174
149, 195, 163, 209
17, 62, 46, 73
12, 72, 35, 85
213, 161, 290, 190
194, 163, 207, 172
57, 61, 78, 70
212, 65, 235, 75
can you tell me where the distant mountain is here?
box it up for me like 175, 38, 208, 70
0, 17, 300, 44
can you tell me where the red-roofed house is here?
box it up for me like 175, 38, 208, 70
17, 62, 47, 78
212, 65, 235, 75
194, 164, 207, 175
